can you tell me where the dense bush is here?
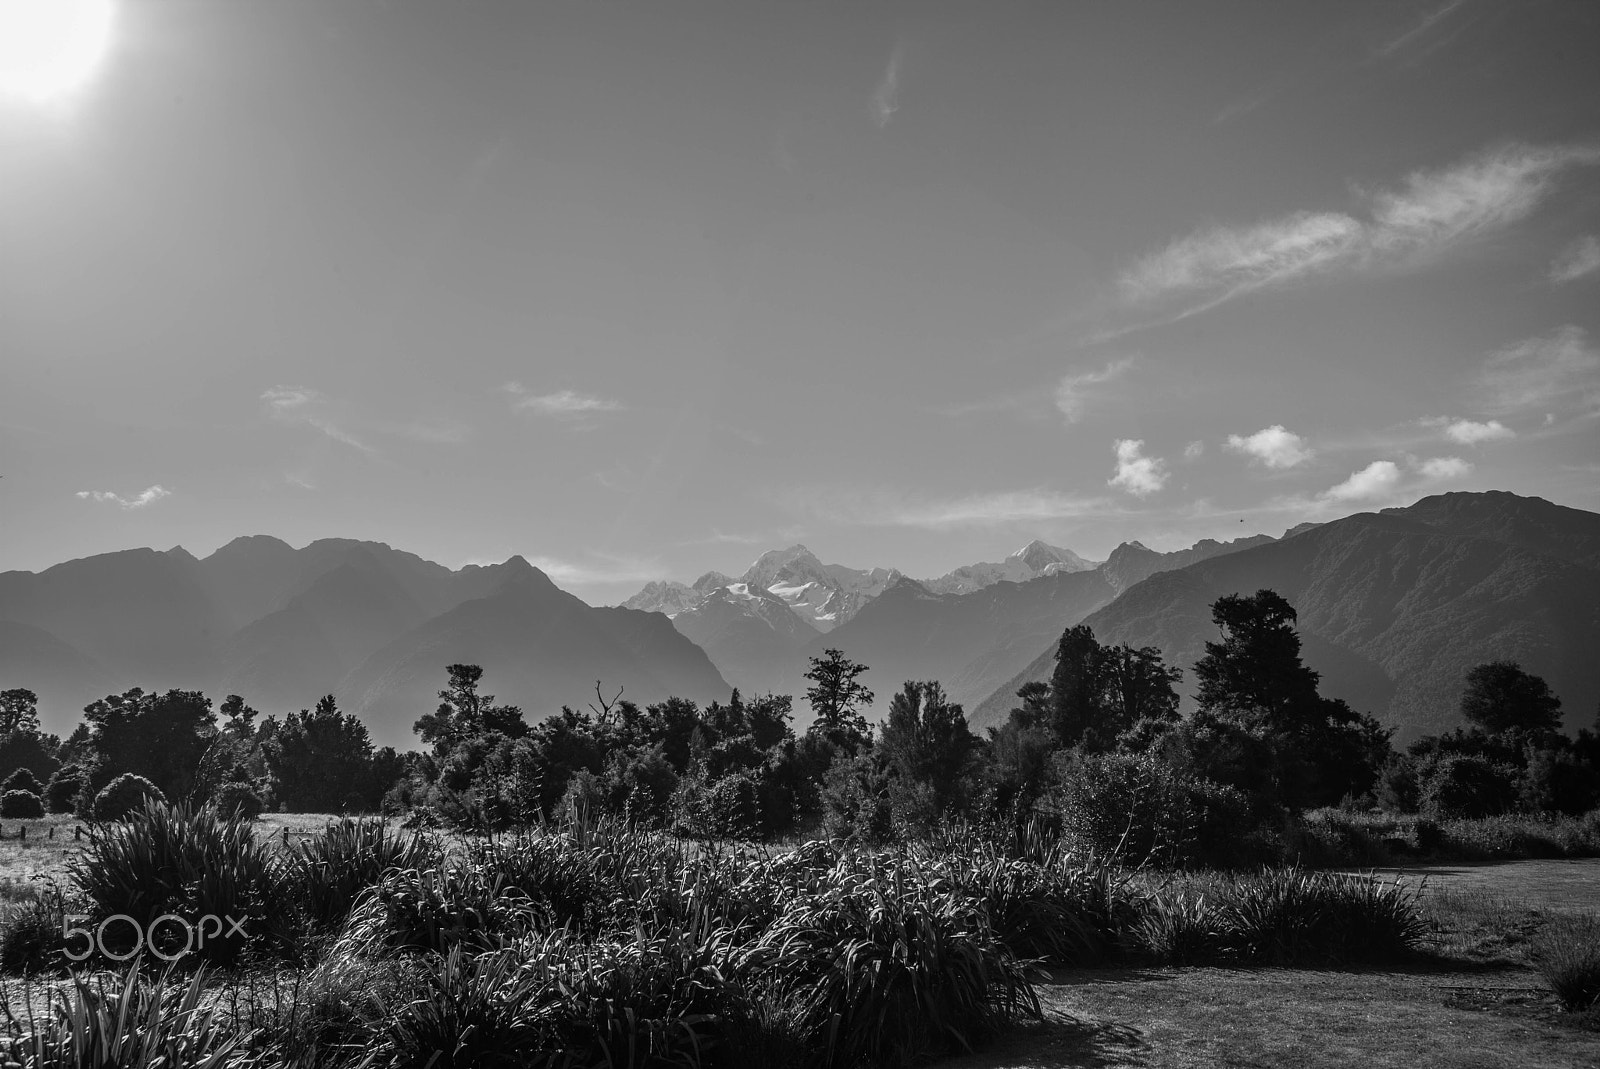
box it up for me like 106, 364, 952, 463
91, 773, 167, 821
213, 779, 264, 820
0, 789, 44, 818
0, 767, 43, 797
1051, 751, 1268, 868
0, 884, 69, 974
338, 866, 545, 957
67, 800, 286, 965
1420, 754, 1518, 819
43, 765, 86, 814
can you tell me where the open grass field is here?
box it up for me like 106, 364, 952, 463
939, 858, 1600, 1069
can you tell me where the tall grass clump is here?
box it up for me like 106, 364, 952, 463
1533, 914, 1600, 1012
0, 966, 243, 1067
337, 866, 546, 957
0, 881, 71, 975
66, 800, 286, 965
1133, 868, 1426, 966
287, 817, 442, 930
745, 853, 1037, 1069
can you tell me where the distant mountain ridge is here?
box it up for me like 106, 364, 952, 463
0, 538, 729, 747
972, 493, 1600, 739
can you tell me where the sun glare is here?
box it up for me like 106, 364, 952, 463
0, 0, 115, 105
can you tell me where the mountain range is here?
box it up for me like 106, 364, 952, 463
2, 491, 1595, 747
970, 492, 1600, 739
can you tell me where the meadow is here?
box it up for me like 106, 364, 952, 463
0, 806, 1594, 1068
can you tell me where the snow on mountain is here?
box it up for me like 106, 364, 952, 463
921, 539, 1100, 596
619, 580, 703, 617
741, 545, 901, 632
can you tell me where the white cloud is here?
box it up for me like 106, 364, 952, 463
260, 385, 376, 455
1119, 142, 1600, 312
1055, 357, 1137, 422
1225, 424, 1314, 469
1423, 417, 1514, 444
1321, 460, 1402, 503
1107, 439, 1168, 497
76, 485, 172, 510
1549, 235, 1600, 284
504, 383, 625, 420
1417, 455, 1473, 480
775, 485, 1114, 529
1475, 326, 1600, 416
1183, 440, 1205, 460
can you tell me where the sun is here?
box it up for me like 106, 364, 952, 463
0, 0, 115, 105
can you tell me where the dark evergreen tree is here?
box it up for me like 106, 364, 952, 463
1459, 660, 1564, 736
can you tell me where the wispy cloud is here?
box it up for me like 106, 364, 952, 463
504, 383, 625, 424
1474, 326, 1600, 417
870, 41, 906, 128
1108, 439, 1168, 498
777, 485, 1116, 530
260, 386, 377, 455
1419, 416, 1515, 444
1118, 142, 1600, 316
1225, 425, 1314, 469
76, 485, 171, 510
1183, 440, 1205, 461
1055, 357, 1138, 422
1549, 235, 1600, 285
1373, 0, 1469, 59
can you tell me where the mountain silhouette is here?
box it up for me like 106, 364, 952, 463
972, 493, 1600, 738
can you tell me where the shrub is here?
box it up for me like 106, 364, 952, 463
43, 766, 85, 814
1220, 868, 1426, 966
1, 768, 43, 797
1534, 915, 1600, 1012
67, 800, 287, 965
287, 817, 442, 930
1420, 754, 1517, 819
213, 780, 264, 821
1051, 751, 1267, 868
0, 789, 43, 819
92, 773, 166, 821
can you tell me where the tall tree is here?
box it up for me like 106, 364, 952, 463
1459, 661, 1563, 736
1194, 590, 1322, 732
1028, 625, 1181, 752
263, 695, 378, 812
80, 688, 217, 801
414, 664, 527, 756
804, 649, 874, 749
0, 689, 40, 736
879, 680, 976, 816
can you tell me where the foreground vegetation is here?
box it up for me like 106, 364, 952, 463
0, 803, 1439, 1068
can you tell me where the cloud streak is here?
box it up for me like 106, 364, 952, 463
1420, 416, 1514, 444
504, 383, 625, 421
777, 485, 1116, 529
1055, 357, 1138, 422
76, 485, 171, 510
1118, 142, 1600, 315
870, 41, 905, 128
1373, 0, 1469, 59
1549, 235, 1600, 284
261, 386, 377, 455
1474, 326, 1600, 417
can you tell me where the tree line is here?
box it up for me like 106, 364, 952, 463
1, 586, 1593, 858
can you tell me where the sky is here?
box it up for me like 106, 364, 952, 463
2, 0, 1598, 603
